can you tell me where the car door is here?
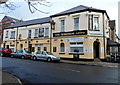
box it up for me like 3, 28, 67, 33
17, 50, 23, 57
36, 51, 41, 59
41, 51, 48, 60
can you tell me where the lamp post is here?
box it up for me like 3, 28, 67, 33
50, 20, 55, 53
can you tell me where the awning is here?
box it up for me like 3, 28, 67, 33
107, 40, 120, 46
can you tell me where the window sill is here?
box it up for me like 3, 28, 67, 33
89, 30, 100, 31
69, 53, 84, 55
59, 52, 65, 54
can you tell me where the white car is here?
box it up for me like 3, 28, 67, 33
32, 51, 60, 62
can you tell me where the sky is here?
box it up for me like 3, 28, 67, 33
0, 0, 119, 34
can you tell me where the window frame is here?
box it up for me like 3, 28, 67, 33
60, 43, 65, 53
61, 20, 65, 32
74, 17, 79, 31
10, 31, 15, 39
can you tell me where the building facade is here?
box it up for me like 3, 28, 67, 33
0, 16, 20, 47
2, 5, 111, 60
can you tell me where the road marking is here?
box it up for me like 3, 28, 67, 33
55, 67, 81, 73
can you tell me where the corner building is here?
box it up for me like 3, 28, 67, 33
51, 5, 110, 60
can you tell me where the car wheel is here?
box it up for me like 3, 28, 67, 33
47, 57, 52, 62
11, 55, 14, 58
0, 53, 3, 57
33, 56, 37, 60
21, 56, 25, 59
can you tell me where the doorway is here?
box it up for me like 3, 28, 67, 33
93, 40, 100, 58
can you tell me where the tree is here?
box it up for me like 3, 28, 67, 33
0, 0, 51, 14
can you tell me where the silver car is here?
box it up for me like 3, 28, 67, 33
11, 50, 32, 59
32, 51, 60, 62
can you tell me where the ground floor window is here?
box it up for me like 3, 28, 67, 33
44, 47, 47, 51
70, 42, 84, 53
37, 47, 41, 51
53, 47, 57, 52
60, 43, 65, 53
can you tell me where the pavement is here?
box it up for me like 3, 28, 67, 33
60, 59, 119, 68
2, 59, 119, 84
2, 72, 22, 85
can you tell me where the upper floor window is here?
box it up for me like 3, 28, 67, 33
6, 31, 8, 38
45, 28, 49, 37
61, 20, 65, 32
88, 15, 99, 31
28, 30, 32, 38
74, 17, 79, 30
35, 29, 39, 38
11, 31, 15, 39
39, 28, 44, 37
93, 17, 99, 30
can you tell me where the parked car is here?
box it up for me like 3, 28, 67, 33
10, 50, 32, 59
32, 51, 60, 62
0, 48, 12, 57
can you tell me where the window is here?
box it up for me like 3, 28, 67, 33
88, 15, 99, 31
60, 43, 65, 53
61, 20, 65, 32
44, 47, 47, 51
93, 17, 99, 30
39, 28, 44, 37
37, 47, 41, 51
11, 31, 15, 39
70, 42, 84, 53
35, 29, 39, 38
53, 47, 57, 52
74, 17, 79, 30
28, 30, 32, 38
45, 28, 49, 37
6, 31, 8, 38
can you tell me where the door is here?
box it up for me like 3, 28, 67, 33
41, 51, 47, 60
93, 41, 100, 58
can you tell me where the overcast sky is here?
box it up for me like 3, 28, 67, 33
0, 0, 119, 34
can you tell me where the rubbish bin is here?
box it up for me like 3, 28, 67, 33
111, 55, 115, 62
116, 56, 120, 63
73, 53, 79, 60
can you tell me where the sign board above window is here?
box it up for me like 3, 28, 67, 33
53, 30, 87, 37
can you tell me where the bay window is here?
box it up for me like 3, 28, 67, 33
70, 42, 84, 54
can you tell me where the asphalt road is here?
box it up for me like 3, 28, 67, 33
1, 57, 119, 84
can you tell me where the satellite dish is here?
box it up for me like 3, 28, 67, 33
0, 0, 8, 4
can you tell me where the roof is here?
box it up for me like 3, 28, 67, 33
107, 40, 120, 46
5, 17, 51, 29
51, 5, 109, 19
2, 16, 20, 23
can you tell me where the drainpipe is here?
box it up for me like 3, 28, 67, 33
16, 27, 18, 52
102, 12, 106, 58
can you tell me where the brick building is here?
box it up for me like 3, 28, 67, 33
0, 16, 21, 47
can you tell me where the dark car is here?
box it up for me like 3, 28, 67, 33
0, 48, 12, 57
11, 50, 32, 59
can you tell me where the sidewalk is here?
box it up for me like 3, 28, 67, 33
60, 59, 119, 68
2, 72, 22, 85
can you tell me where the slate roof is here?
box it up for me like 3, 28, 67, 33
51, 5, 109, 19
5, 17, 51, 29
2, 16, 20, 23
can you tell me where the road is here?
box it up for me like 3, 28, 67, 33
1, 57, 119, 84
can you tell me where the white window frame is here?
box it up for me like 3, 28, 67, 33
6, 31, 8, 38
45, 28, 49, 38
11, 31, 15, 39
74, 17, 79, 31
93, 16, 99, 31
70, 42, 84, 54
61, 20, 65, 32
28, 30, 32, 38
35, 29, 39, 38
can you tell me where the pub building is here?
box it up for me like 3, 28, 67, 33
3, 5, 118, 60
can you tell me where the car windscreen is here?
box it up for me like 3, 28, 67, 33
46, 52, 53, 55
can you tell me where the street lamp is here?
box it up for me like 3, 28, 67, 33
50, 20, 55, 53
